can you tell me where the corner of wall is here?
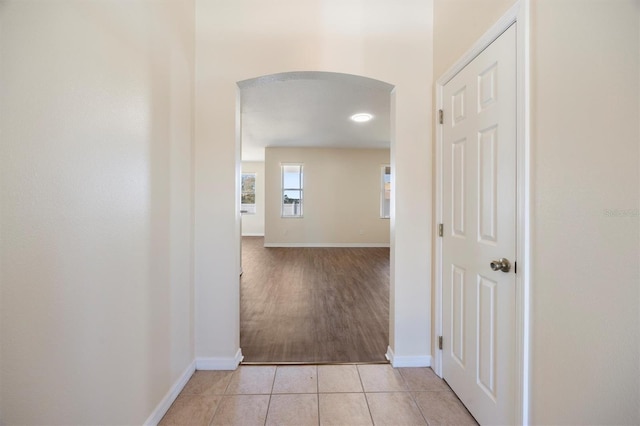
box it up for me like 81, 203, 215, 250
144, 360, 196, 426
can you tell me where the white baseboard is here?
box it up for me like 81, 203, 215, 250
386, 346, 432, 368
263, 242, 390, 248
242, 233, 264, 237
196, 348, 244, 370
144, 360, 196, 426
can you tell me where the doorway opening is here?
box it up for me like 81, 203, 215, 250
237, 71, 395, 363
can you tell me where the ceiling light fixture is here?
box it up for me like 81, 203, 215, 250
350, 113, 373, 123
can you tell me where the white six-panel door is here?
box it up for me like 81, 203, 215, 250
442, 24, 517, 425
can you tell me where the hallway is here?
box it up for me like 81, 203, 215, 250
240, 237, 389, 363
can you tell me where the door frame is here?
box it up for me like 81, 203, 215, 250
433, 1, 531, 424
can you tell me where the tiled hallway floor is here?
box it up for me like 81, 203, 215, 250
159, 364, 478, 425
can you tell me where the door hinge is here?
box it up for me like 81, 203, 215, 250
438, 223, 444, 237
438, 109, 444, 125
438, 336, 443, 350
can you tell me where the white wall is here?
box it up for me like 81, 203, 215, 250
264, 148, 390, 246
434, 0, 640, 423
241, 161, 265, 236
0, 1, 195, 424
195, 0, 434, 365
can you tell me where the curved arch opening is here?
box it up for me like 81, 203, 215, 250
237, 70, 396, 363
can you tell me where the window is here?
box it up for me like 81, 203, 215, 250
241, 173, 256, 214
281, 164, 303, 217
381, 165, 391, 218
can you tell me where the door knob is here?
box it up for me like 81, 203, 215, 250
490, 258, 511, 273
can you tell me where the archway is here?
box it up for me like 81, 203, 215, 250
237, 71, 394, 363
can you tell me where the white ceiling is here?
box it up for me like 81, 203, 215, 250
239, 71, 393, 162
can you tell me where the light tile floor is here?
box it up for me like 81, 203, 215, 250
159, 364, 478, 426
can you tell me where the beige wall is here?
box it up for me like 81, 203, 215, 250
241, 161, 265, 236
195, 0, 434, 363
434, 0, 640, 423
0, 1, 195, 424
434, 0, 516, 78
530, 1, 639, 423
264, 148, 390, 246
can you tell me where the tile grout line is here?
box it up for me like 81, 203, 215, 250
398, 368, 430, 426
356, 365, 376, 425
263, 366, 278, 426
397, 367, 430, 425
207, 371, 233, 426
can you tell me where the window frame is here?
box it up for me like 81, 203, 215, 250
281, 163, 304, 218
241, 172, 256, 215
380, 164, 391, 219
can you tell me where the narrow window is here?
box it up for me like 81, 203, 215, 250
282, 164, 303, 217
381, 165, 391, 219
241, 173, 256, 214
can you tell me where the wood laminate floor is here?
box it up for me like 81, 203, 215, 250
240, 237, 390, 363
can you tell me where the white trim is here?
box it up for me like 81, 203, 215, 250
434, 72, 445, 378
386, 346, 431, 368
515, 2, 532, 424
196, 349, 244, 370
434, 2, 530, 425
241, 233, 265, 237
263, 242, 390, 248
144, 360, 196, 426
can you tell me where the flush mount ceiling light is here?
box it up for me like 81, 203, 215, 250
350, 113, 373, 123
